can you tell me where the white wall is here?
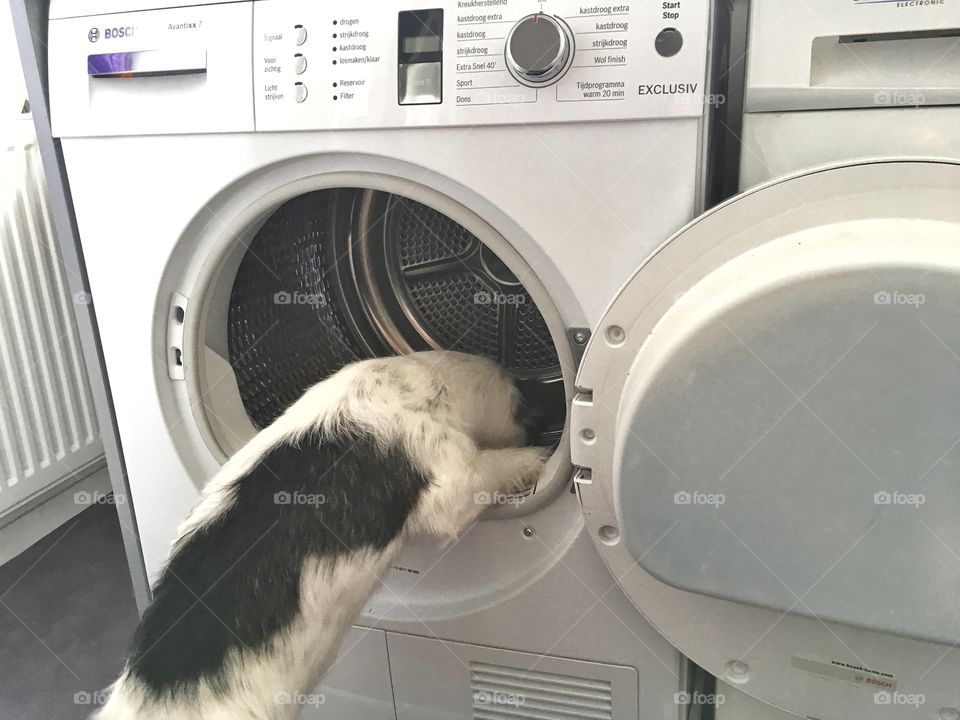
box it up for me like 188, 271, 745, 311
1, 3, 28, 119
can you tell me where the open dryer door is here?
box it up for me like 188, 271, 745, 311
572, 160, 960, 719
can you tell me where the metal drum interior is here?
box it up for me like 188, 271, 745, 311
226, 188, 565, 444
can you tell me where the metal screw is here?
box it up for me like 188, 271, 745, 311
522, 527, 535, 538
573, 331, 588, 345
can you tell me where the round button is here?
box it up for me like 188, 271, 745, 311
295, 25, 307, 46
505, 14, 575, 87
294, 53, 307, 74
655, 27, 683, 57
295, 83, 308, 103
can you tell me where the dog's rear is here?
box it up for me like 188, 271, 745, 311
96, 351, 544, 719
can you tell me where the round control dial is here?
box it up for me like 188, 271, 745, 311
505, 14, 575, 88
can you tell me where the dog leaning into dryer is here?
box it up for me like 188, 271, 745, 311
94, 351, 546, 720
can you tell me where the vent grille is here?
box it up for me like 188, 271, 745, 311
470, 661, 614, 720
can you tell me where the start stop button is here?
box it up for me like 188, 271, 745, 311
655, 27, 683, 57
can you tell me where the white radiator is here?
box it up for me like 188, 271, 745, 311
0, 117, 103, 518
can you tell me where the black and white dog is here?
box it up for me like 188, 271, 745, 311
96, 351, 545, 719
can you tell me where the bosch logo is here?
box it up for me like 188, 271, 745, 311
105, 26, 135, 39
90, 26, 135, 41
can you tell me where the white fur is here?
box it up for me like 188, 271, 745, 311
95, 351, 545, 720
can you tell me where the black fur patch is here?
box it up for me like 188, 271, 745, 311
126, 429, 429, 699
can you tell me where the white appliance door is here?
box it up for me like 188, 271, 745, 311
572, 160, 960, 720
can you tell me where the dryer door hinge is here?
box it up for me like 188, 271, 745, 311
573, 467, 593, 485
572, 467, 594, 504
570, 388, 596, 505
566, 327, 591, 368
167, 293, 188, 380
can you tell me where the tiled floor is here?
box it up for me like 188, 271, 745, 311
0, 503, 139, 720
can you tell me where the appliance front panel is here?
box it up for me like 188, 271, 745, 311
48, 0, 711, 136
48, 2, 256, 137
253, 0, 709, 130
746, 0, 960, 112
58, 115, 702, 583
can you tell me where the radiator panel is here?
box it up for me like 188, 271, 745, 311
0, 124, 102, 517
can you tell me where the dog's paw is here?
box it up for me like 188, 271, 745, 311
502, 447, 549, 495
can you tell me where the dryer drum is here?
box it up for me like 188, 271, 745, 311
227, 188, 565, 445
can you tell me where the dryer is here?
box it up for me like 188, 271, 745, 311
45, 0, 960, 717
572, 1, 960, 719
48, 0, 729, 717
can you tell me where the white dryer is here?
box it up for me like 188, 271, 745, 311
572, 1, 960, 719
49, 0, 960, 717
48, 0, 728, 718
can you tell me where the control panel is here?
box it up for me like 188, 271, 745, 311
254, 0, 710, 131
47, 0, 710, 137
505, 14, 576, 87
398, 9, 444, 105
